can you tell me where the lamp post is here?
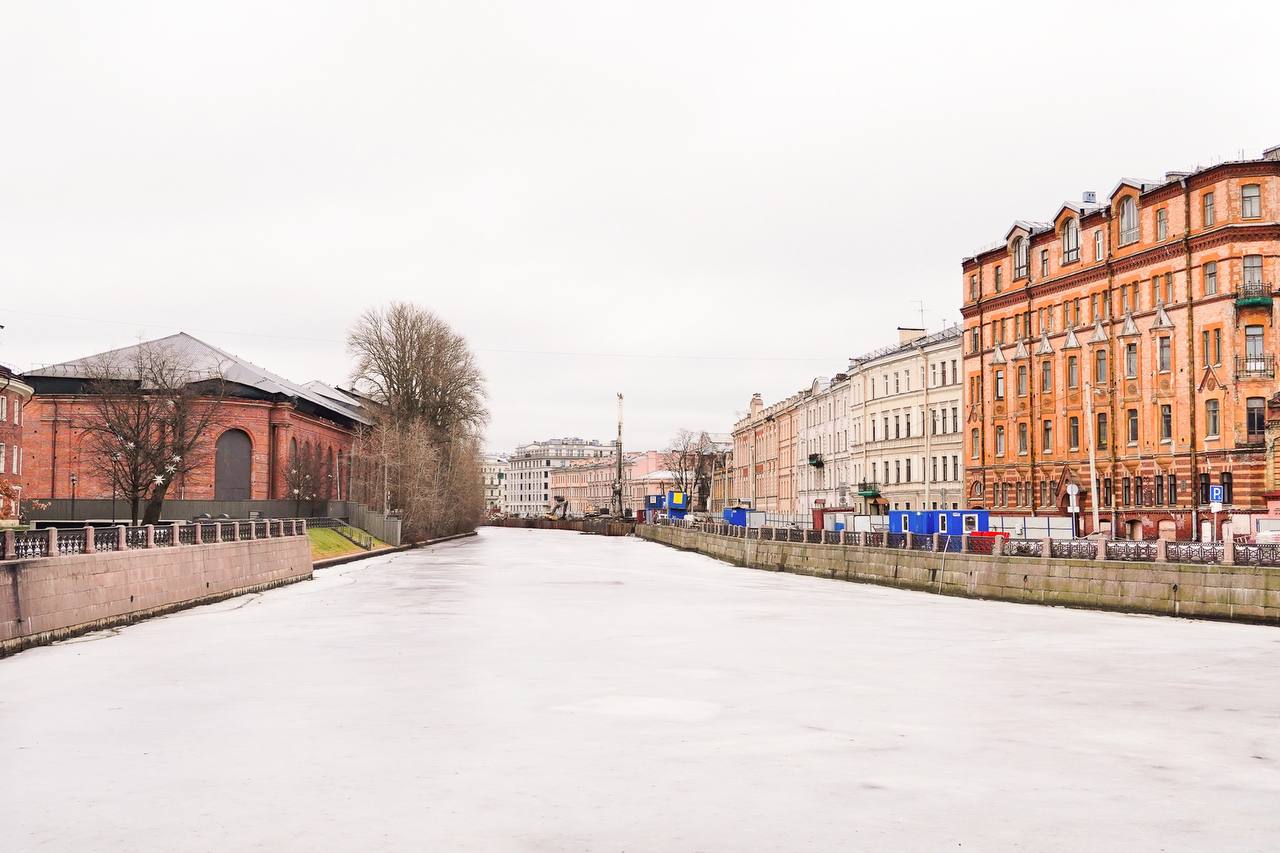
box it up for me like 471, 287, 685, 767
70, 473, 79, 521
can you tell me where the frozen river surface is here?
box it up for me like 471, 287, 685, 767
4, 528, 1280, 852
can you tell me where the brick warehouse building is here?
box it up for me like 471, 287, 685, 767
16, 333, 369, 506
962, 144, 1280, 541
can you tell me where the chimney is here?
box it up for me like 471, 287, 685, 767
1082, 191, 1097, 205
749, 393, 763, 417
897, 327, 927, 345
1263, 144, 1280, 162
1165, 170, 1191, 182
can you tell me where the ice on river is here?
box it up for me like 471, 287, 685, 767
3, 527, 1279, 852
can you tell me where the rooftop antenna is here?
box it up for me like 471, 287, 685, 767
910, 299, 927, 330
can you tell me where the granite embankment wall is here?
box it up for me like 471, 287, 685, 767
637, 525, 1280, 625
1, 536, 312, 656
490, 518, 635, 536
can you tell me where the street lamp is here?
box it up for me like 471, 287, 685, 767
70, 473, 79, 521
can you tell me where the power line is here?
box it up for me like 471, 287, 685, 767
2, 308, 841, 364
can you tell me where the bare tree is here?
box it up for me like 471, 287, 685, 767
346, 303, 488, 540
79, 342, 227, 525
284, 442, 326, 517
663, 429, 717, 512
347, 302, 487, 435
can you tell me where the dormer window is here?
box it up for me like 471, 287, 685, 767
1062, 218, 1080, 263
1013, 238, 1028, 279
1118, 196, 1139, 246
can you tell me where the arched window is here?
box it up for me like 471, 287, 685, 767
289, 437, 298, 464
1013, 238, 1029, 278
214, 429, 253, 500
1062, 218, 1080, 263
1118, 197, 1138, 245
327, 447, 336, 498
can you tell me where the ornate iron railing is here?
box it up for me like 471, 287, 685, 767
14, 531, 49, 559
909, 535, 935, 551
56, 529, 87, 556
822, 530, 840, 545
939, 534, 964, 553
94, 527, 120, 552
1050, 540, 1097, 559
1105, 541, 1157, 561
1004, 539, 1043, 557
1166, 542, 1224, 564
152, 527, 173, 547
125, 527, 149, 549
238, 521, 253, 539
254, 521, 268, 538
178, 524, 197, 545
886, 532, 907, 549
968, 536, 995, 555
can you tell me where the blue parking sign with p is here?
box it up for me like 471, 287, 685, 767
1209, 484, 1224, 503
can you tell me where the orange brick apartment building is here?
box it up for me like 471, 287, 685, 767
962, 145, 1280, 540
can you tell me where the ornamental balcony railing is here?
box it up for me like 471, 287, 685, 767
855, 481, 881, 497
1236, 281, 1273, 308
1235, 354, 1275, 380
807, 453, 824, 468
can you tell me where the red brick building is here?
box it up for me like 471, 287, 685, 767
17, 334, 368, 504
0, 365, 34, 524
962, 145, 1280, 541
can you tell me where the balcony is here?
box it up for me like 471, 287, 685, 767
807, 453, 824, 468
856, 481, 881, 497
1236, 281, 1273, 309
1235, 354, 1276, 380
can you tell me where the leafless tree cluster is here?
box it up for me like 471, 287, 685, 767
284, 441, 326, 516
347, 303, 488, 540
662, 429, 721, 512
79, 342, 227, 524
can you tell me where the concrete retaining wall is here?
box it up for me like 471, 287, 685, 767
490, 518, 635, 536
1, 535, 313, 656
637, 525, 1280, 625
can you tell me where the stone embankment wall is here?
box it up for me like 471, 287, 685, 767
490, 518, 635, 536
637, 525, 1280, 625
1, 536, 312, 656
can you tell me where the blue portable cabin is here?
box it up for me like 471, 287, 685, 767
888, 509, 989, 536
644, 494, 666, 511
723, 507, 749, 527
667, 490, 691, 520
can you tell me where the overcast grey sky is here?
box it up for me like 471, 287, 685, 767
2, 1, 1277, 452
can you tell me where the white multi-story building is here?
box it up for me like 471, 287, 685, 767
481, 454, 508, 512
503, 438, 615, 517
794, 326, 965, 515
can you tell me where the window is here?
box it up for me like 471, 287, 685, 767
1062, 218, 1080, 263
1244, 254, 1263, 288
995, 426, 1005, 455
1040, 360, 1052, 392
1127, 408, 1138, 444
905, 414, 912, 437
1246, 324, 1265, 370
895, 460, 901, 483
1094, 349, 1108, 384
10, 447, 17, 476
1040, 248, 1049, 277
1067, 356, 1079, 389
994, 369, 1005, 400
0, 443, 5, 474
1013, 238, 1029, 278
1204, 261, 1217, 295
1017, 422, 1028, 454
1017, 365, 1027, 397
971, 328, 981, 353
969, 274, 978, 302
906, 459, 912, 482
1119, 196, 1139, 245
971, 428, 980, 458
1247, 397, 1266, 441
1213, 328, 1222, 365
995, 266, 1003, 292
952, 455, 958, 480
1068, 416, 1080, 450
932, 457, 939, 481
1123, 477, 1132, 506
0, 397, 5, 421
1243, 183, 1261, 219
1156, 208, 1168, 240
1205, 398, 1220, 437
951, 360, 957, 382
12, 399, 19, 426
1104, 477, 1113, 506
1042, 420, 1053, 453
1124, 342, 1138, 378
1158, 337, 1171, 372
1096, 412, 1109, 449
1094, 229, 1103, 260
1223, 471, 1234, 503
1160, 404, 1172, 441
1168, 475, 1177, 506
1203, 191, 1215, 226
1135, 476, 1146, 506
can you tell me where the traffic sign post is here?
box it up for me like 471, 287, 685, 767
1209, 484, 1224, 504
1210, 500, 1223, 543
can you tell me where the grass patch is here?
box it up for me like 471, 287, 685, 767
308, 526, 390, 562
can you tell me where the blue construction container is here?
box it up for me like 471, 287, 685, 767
644, 494, 666, 511
888, 509, 989, 536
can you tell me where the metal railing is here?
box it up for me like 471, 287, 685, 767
2, 520, 308, 562
1234, 354, 1275, 379
1004, 539, 1043, 557
1166, 542, 1224, 564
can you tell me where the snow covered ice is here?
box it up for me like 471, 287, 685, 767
3, 527, 1279, 851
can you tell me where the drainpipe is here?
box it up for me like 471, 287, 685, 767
1026, 286, 1038, 516
1182, 177, 1200, 540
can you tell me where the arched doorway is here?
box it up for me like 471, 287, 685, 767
215, 429, 253, 500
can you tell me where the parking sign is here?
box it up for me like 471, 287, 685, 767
1209, 484, 1224, 503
